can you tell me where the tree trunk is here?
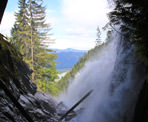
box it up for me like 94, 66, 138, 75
29, 1, 34, 82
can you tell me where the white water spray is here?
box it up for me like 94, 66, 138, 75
59, 30, 147, 122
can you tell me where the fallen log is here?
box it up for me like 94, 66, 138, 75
60, 89, 93, 121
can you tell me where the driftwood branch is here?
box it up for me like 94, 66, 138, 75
60, 89, 93, 121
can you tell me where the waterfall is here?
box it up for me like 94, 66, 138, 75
58, 31, 148, 122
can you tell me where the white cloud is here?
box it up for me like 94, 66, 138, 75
65, 27, 96, 37
50, 37, 96, 50
62, 0, 110, 27
46, 9, 58, 25
50, 0, 111, 50
0, 11, 15, 36
46, 17, 58, 28
46, 9, 55, 14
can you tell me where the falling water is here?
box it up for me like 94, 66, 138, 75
59, 31, 147, 122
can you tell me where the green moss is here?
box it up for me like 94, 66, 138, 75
0, 33, 27, 91
0, 33, 37, 95
0, 34, 23, 80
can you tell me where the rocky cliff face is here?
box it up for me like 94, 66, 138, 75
0, 34, 60, 122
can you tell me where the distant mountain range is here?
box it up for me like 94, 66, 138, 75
55, 48, 87, 53
54, 48, 87, 70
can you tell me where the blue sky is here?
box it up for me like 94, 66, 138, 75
0, 0, 110, 50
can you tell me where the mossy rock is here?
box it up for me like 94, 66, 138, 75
0, 33, 36, 95
0, 33, 22, 78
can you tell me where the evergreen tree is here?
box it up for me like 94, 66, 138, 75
95, 26, 101, 45
11, 0, 58, 95
97, 26, 101, 40
109, 0, 148, 61
11, 0, 30, 62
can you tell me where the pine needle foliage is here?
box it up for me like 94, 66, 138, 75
10, 0, 58, 95
109, 0, 148, 61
